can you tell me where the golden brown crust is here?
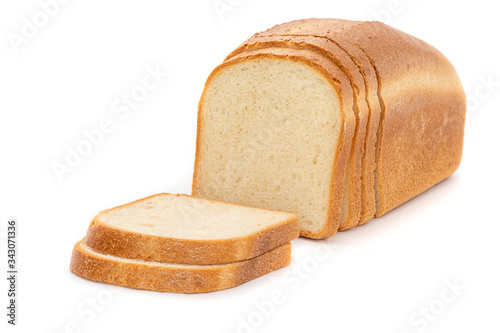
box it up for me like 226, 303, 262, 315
327, 21, 466, 216
225, 33, 373, 231
192, 47, 356, 239
70, 239, 291, 293
85, 193, 299, 265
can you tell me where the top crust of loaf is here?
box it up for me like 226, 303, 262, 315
192, 47, 356, 238
85, 193, 299, 265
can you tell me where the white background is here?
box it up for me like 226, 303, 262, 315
1, 0, 499, 332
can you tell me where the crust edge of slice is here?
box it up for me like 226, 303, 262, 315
70, 239, 292, 293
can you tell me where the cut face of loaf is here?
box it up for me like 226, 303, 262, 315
226, 34, 375, 231
193, 47, 355, 238
85, 193, 299, 265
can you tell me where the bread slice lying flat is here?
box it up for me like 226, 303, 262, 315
193, 47, 356, 238
70, 239, 291, 293
85, 193, 299, 264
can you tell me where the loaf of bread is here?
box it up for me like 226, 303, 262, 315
192, 19, 466, 238
85, 193, 299, 264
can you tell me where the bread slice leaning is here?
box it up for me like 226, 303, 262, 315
70, 240, 291, 293
226, 34, 371, 231
85, 193, 299, 265
192, 47, 356, 238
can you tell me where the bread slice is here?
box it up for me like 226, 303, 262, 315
225, 34, 371, 231
192, 47, 356, 238
70, 239, 291, 293
85, 193, 299, 265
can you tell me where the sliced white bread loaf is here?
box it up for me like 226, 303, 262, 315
70, 239, 291, 293
192, 47, 356, 238
192, 19, 465, 237
85, 193, 299, 265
